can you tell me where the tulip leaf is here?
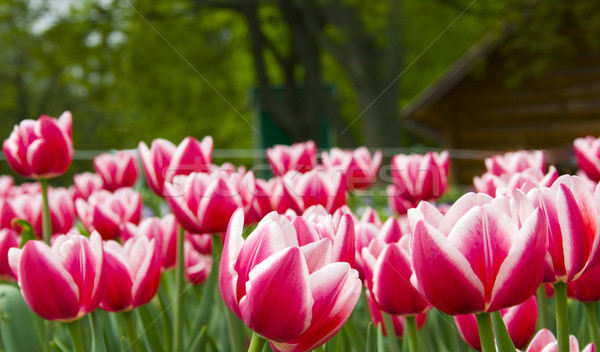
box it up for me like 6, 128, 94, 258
12, 219, 35, 247
491, 310, 517, 352
366, 323, 376, 352
187, 326, 207, 352
0, 284, 45, 352
120, 336, 133, 352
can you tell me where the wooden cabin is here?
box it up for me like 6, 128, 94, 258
402, 26, 600, 185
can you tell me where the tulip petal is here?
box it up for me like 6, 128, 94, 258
219, 209, 245, 317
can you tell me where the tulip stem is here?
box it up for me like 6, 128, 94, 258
123, 311, 139, 352
40, 179, 52, 245
382, 312, 400, 352
491, 310, 516, 352
67, 320, 84, 352
554, 282, 569, 352
585, 302, 599, 348
475, 312, 495, 352
536, 285, 549, 330
405, 315, 419, 352
173, 225, 186, 351
248, 332, 266, 352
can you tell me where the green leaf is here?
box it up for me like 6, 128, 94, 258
12, 219, 35, 247
366, 322, 376, 352
491, 310, 517, 352
0, 284, 45, 352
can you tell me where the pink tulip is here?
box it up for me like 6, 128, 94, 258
390, 151, 449, 202
0, 175, 14, 197
408, 192, 547, 315
266, 141, 317, 177
220, 209, 361, 351
184, 240, 212, 285
0, 229, 19, 281
366, 290, 427, 337
0, 198, 17, 230
100, 237, 162, 312
360, 207, 383, 227
527, 175, 600, 283
525, 329, 595, 352
574, 136, 600, 182
167, 136, 213, 181
122, 214, 177, 270
71, 172, 104, 201
454, 295, 538, 350
485, 150, 545, 176
321, 147, 382, 190
94, 151, 140, 191
355, 217, 403, 280
138, 138, 177, 196
8, 232, 104, 321
568, 258, 600, 302
11, 187, 75, 238
186, 232, 212, 254
2, 111, 73, 179
474, 166, 558, 196
164, 171, 243, 234
76, 188, 142, 240
246, 178, 273, 223
362, 236, 430, 316
6, 181, 41, 198
387, 184, 420, 215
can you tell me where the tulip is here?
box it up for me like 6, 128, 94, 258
360, 207, 383, 227
11, 187, 75, 238
0, 198, 17, 230
122, 214, 177, 270
100, 237, 162, 312
138, 138, 177, 196
484, 150, 545, 176
8, 231, 104, 321
390, 150, 449, 202
164, 171, 243, 234
220, 209, 361, 351
365, 290, 427, 337
474, 166, 558, 197
94, 151, 140, 191
0, 229, 19, 281
3, 111, 73, 179
71, 172, 104, 201
76, 188, 142, 240
387, 184, 420, 215
454, 295, 538, 350
321, 147, 382, 190
167, 136, 213, 180
184, 240, 212, 285
266, 141, 317, 177
0, 175, 14, 197
6, 181, 41, 198
246, 178, 273, 223
525, 329, 595, 352
574, 136, 600, 182
407, 192, 547, 315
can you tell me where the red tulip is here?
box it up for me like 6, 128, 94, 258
184, 240, 212, 285
408, 192, 547, 315
525, 329, 595, 352
122, 214, 177, 270
164, 171, 243, 234
454, 295, 538, 350
321, 147, 382, 190
266, 141, 317, 177
0, 198, 17, 230
474, 166, 558, 197
3, 111, 73, 179
365, 290, 427, 337
8, 232, 104, 321
167, 136, 213, 180
6, 181, 41, 198
485, 150, 545, 176
220, 209, 361, 351
12, 187, 75, 238
138, 138, 177, 196
355, 217, 403, 280
527, 175, 600, 283
71, 172, 104, 201
94, 151, 140, 191
100, 237, 161, 312
574, 136, 600, 182
0, 229, 19, 281
0, 175, 14, 197
76, 188, 142, 240
246, 178, 273, 223
390, 151, 449, 202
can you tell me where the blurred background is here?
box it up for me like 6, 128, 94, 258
2, 0, 600, 184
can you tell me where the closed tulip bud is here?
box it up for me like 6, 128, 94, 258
454, 295, 538, 350
184, 240, 212, 285
321, 147, 382, 190
0, 229, 19, 281
220, 209, 361, 351
474, 166, 558, 197
365, 290, 427, 337
574, 136, 600, 182
567, 255, 600, 302
167, 136, 213, 180
526, 329, 595, 352
122, 214, 177, 270
266, 141, 317, 177
101, 237, 162, 312
408, 192, 547, 315
76, 188, 142, 240
138, 139, 176, 197
485, 150, 546, 176
71, 172, 104, 201
390, 151, 449, 203
94, 151, 140, 191
8, 231, 104, 321
12, 188, 75, 238
3, 112, 73, 179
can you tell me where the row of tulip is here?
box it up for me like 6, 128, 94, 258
2, 112, 600, 352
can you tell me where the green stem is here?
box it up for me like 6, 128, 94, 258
67, 320, 84, 352
40, 179, 52, 245
248, 332, 267, 352
491, 310, 517, 352
405, 315, 419, 352
123, 311, 138, 352
585, 302, 599, 348
382, 312, 400, 352
554, 282, 569, 352
537, 285, 549, 330
312, 346, 325, 352
475, 312, 496, 352
173, 225, 186, 351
